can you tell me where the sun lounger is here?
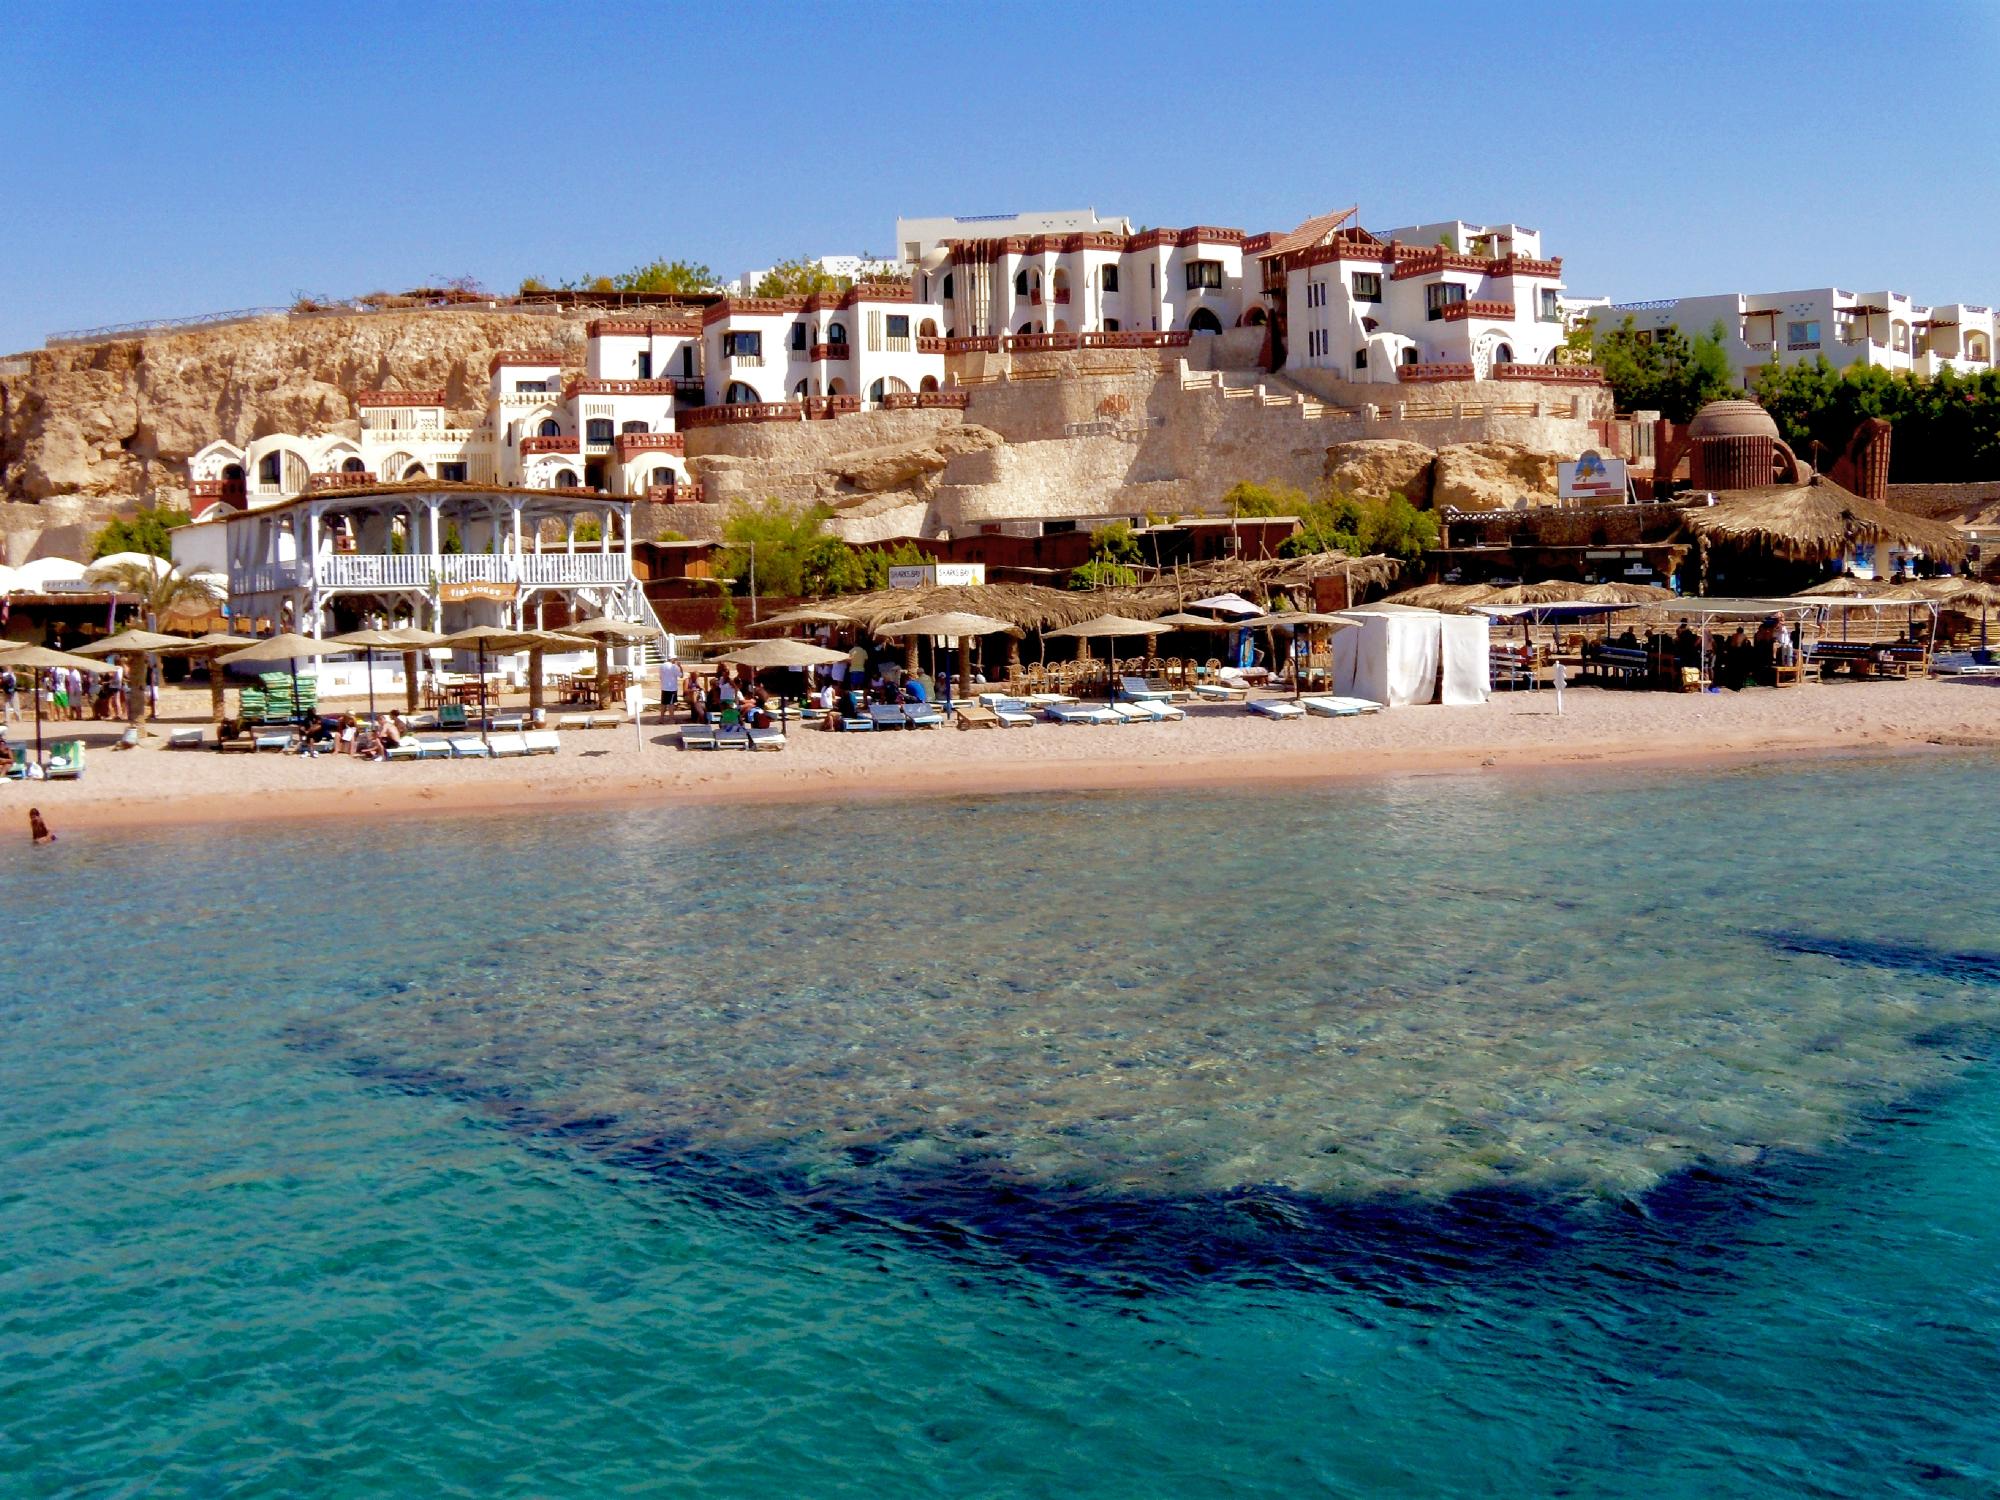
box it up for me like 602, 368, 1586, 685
1118, 675, 1176, 703
44, 741, 84, 779
522, 729, 560, 755
679, 723, 717, 750
447, 736, 492, 759
868, 704, 909, 730
486, 712, 526, 732
168, 726, 206, 749
1044, 702, 1123, 725
438, 704, 469, 731
1112, 700, 1185, 722
1024, 691, 1081, 706
1193, 682, 1249, 701
1301, 695, 1384, 718
1245, 697, 1306, 720
747, 725, 787, 751
556, 712, 591, 730
990, 698, 1039, 727
4, 745, 27, 779
715, 721, 751, 750
903, 703, 945, 728
488, 732, 530, 758
383, 740, 425, 761
253, 729, 294, 752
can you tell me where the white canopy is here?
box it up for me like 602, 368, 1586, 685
1332, 605, 1489, 707
83, 552, 173, 581
10, 557, 88, 590
1188, 592, 1263, 618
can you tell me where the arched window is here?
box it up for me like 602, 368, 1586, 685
918, 318, 939, 338
1493, 343, 1514, 365
586, 418, 613, 443
222, 463, 244, 482
342, 456, 366, 472
1187, 308, 1223, 335
555, 468, 579, 488
538, 419, 561, 437
724, 381, 759, 405
1101, 265, 1119, 293
1018, 323, 1035, 336
869, 379, 885, 403
403, 462, 428, 481
1014, 270, 1028, 295
258, 453, 281, 485
794, 379, 809, 396
827, 321, 847, 345
621, 420, 648, 433
919, 375, 939, 393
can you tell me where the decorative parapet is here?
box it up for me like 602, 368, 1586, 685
308, 471, 380, 490
563, 377, 680, 398
1439, 299, 1516, 323
809, 342, 851, 361
1396, 362, 1478, 383
355, 388, 448, 407
519, 434, 579, 455
1491, 363, 1605, 384
586, 318, 700, 339
613, 431, 685, 461
488, 349, 564, 374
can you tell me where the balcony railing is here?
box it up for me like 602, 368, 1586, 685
1439, 300, 1515, 323
518, 435, 579, 455
1491, 363, 1605, 384
613, 431, 685, 461
678, 391, 964, 429
311, 552, 632, 590
321, 553, 432, 589
809, 342, 851, 361
519, 553, 629, 586
1397, 362, 1478, 383
236, 564, 300, 595
646, 481, 706, 506
1787, 341, 1822, 351
308, 471, 379, 491
917, 336, 949, 353
362, 426, 479, 445
725, 351, 764, 367
562, 377, 680, 398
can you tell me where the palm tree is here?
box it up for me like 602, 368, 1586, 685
94, 561, 221, 728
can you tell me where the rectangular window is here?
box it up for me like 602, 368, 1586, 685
513, 379, 547, 393
1101, 266, 1119, 293
439, 462, 468, 483
1150, 265, 1157, 289
637, 351, 652, 379
1185, 259, 1223, 291
1352, 272, 1383, 303
682, 345, 695, 377
904, 240, 921, 263
1354, 347, 1369, 370
724, 331, 762, 358
1426, 283, 1465, 320
886, 315, 910, 339
790, 323, 807, 351
1787, 320, 1821, 346
1539, 289, 1560, 322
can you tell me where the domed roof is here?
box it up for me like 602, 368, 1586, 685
1687, 400, 1779, 440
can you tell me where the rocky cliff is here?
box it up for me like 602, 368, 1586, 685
0, 308, 593, 517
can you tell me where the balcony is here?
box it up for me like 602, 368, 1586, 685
519, 435, 579, 456
724, 351, 764, 368
613, 431, 685, 461
562, 377, 680, 398
917, 336, 949, 354
308, 471, 379, 491
519, 553, 630, 586
313, 552, 632, 590
1438, 299, 1516, 323
1396, 362, 1477, 383
1491, 363, 1606, 384
1787, 341, 1822, 352
646, 481, 706, 506
809, 342, 851, 361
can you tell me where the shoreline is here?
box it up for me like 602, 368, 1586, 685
30, 712, 1995, 835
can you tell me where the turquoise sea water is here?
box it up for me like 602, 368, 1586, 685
4, 755, 2000, 1498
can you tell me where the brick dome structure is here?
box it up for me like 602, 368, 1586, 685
1686, 399, 1781, 442
1684, 400, 1799, 489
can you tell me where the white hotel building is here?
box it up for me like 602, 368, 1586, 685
1602, 288, 1997, 389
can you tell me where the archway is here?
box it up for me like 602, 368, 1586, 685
555, 468, 580, 489
403, 462, 429, 481
1968, 332, 1991, 363
827, 321, 847, 345
1018, 322, 1035, 336
724, 381, 760, 404
869, 376, 911, 403
918, 318, 939, 338
1239, 307, 1268, 327
919, 375, 939, 393
650, 467, 675, 487
827, 378, 848, 396
222, 463, 244, 483
1188, 308, 1223, 335
1494, 343, 1513, 364
794, 379, 810, 397
538, 419, 562, 437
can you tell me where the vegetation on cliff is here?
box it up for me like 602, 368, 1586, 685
1752, 360, 2000, 481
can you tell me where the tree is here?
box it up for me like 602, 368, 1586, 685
519, 276, 551, 294
716, 498, 886, 597
90, 561, 221, 728
612, 259, 719, 295
1752, 360, 2000, 482
91, 507, 189, 559
1587, 315, 1735, 420
1223, 479, 1309, 518
754, 258, 854, 298
1067, 521, 1142, 589
1277, 489, 1438, 561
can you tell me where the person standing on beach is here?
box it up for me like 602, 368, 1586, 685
1, 665, 18, 724
659, 656, 683, 719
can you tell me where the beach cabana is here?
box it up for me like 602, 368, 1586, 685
1331, 605, 1490, 707
1044, 614, 1163, 701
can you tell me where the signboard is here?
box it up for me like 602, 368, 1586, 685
440, 580, 520, 603
1557, 450, 1628, 501
887, 563, 986, 590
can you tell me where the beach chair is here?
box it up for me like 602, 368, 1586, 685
1112, 700, 1185, 722
1245, 697, 1305, 720
678, 722, 716, 750
1044, 702, 1122, 725
990, 698, 1039, 728
1118, 675, 1175, 703
383, 739, 426, 761
439, 703, 469, 731
44, 741, 84, 779
747, 724, 787, 751
447, 736, 492, 759
4, 745, 27, 780
522, 729, 561, 755
488, 732, 530, 758
555, 712, 591, 730
487, 711, 526, 732
903, 702, 945, 729
253, 728, 294, 752
1301, 696, 1383, 718
868, 704, 909, 730
167, 726, 206, 749
954, 703, 1002, 730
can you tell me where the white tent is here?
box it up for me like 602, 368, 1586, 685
10, 557, 88, 591
83, 552, 173, 582
1333, 605, 1490, 707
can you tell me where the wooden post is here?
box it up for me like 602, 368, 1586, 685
528, 648, 545, 715
403, 651, 421, 712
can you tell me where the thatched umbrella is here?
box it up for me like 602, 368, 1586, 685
1909, 577, 2000, 649
438, 626, 580, 748
1381, 582, 1492, 612
74, 627, 192, 732
322, 628, 410, 725
872, 611, 1018, 712
1683, 478, 1969, 566
384, 626, 445, 712
0, 643, 111, 766
751, 605, 857, 631
218, 632, 328, 734
715, 638, 849, 725
564, 616, 661, 707
1241, 611, 1360, 697
175, 631, 255, 726
1045, 614, 1162, 701
1792, 575, 1906, 598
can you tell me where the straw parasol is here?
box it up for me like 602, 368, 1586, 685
1045, 613, 1162, 700
563, 615, 660, 706
75, 627, 194, 733
0, 643, 112, 765
715, 639, 850, 669
1682, 478, 1969, 565
872, 612, 1018, 710
1151, 611, 1237, 630
383, 625, 446, 712
323, 628, 417, 725
174, 631, 256, 724
438, 626, 585, 746
751, 605, 858, 631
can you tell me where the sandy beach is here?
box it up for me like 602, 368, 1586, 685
5, 675, 1993, 832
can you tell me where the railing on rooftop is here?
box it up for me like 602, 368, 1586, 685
519, 434, 579, 455
308, 471, 381, 490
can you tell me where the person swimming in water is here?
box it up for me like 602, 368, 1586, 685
29, 807, 55, 845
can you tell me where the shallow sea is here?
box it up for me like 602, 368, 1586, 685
4, 754, 1999, 1498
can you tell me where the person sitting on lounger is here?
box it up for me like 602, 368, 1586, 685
902, 674, 928, 705
1675, 620, 1700, 667
379, 711, 405, 750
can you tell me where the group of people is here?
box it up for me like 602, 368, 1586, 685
1585, 618, 1800, 690
0, 662, 141, 723
292, 709, 407, 759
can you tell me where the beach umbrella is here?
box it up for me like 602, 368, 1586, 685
1151, 611, 1236, 629
1188, 592, 1263, 617
172, 631, 254, 724
752, 605, 857, 631
218, 631, 328, 735
439, 625, 550, 749
564, 616, 660, 707
872, 612, 1017, 713
1045, 613, 1162, 702
383, 626, 445, 711
324, 628, 415, 725
0, 643, 112, 766
716, 638, 849, 725
75, 627, 194, 733
1241, 611, 1360, 696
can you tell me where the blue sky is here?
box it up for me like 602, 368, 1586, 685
5, 1, 1996, 353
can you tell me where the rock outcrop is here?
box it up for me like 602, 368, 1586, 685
1323, 438, 1435, 504
1431, 441, 1564, 511
0, 309, 592, 508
